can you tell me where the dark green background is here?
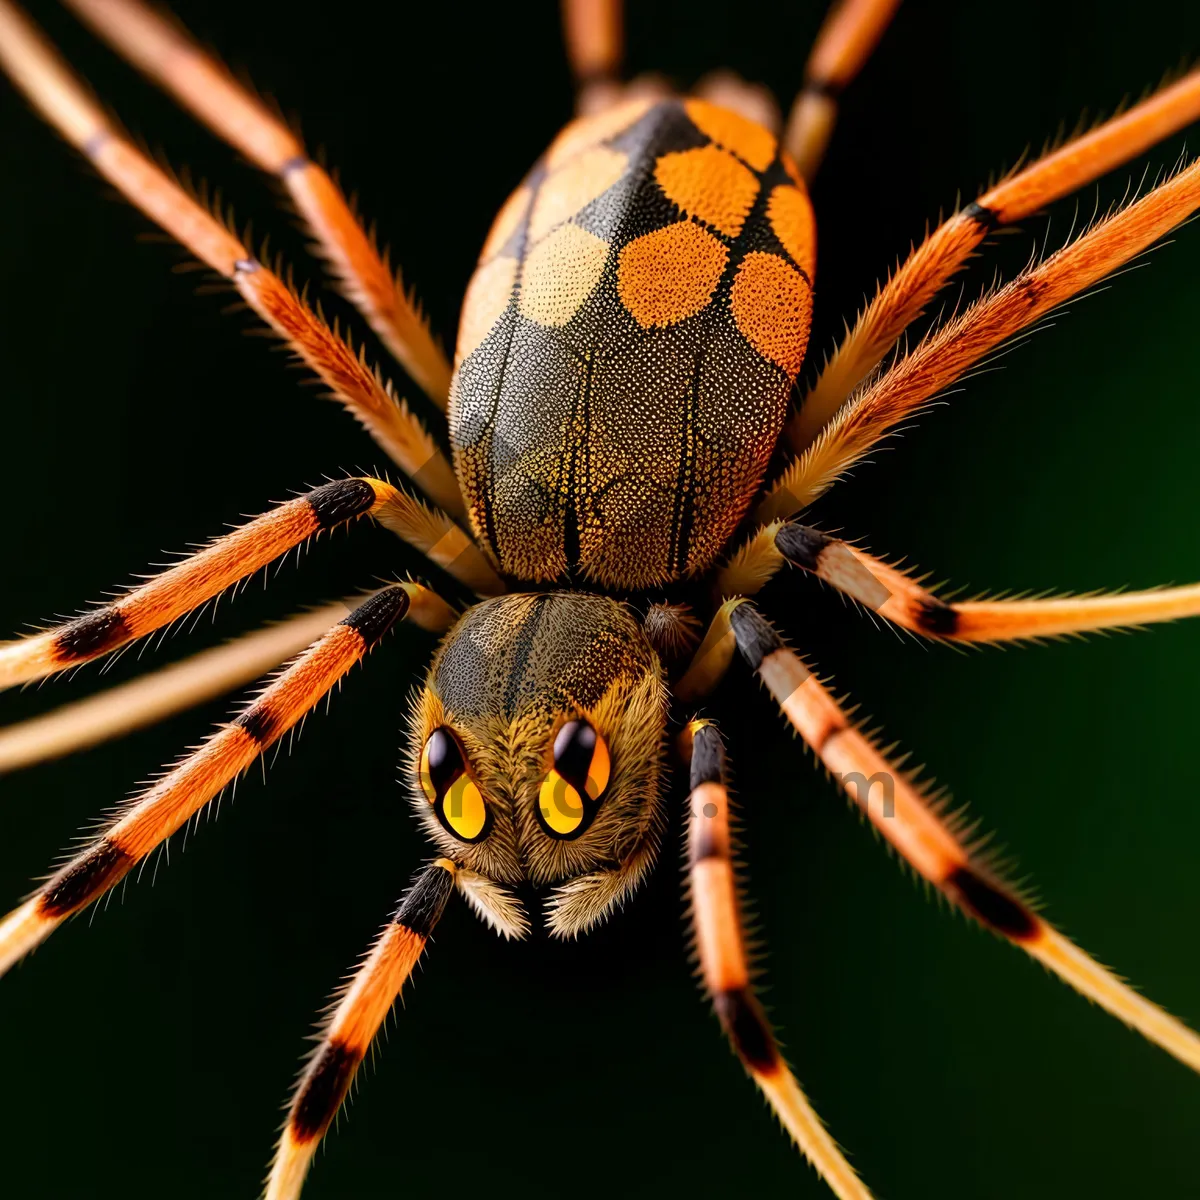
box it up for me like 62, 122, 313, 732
2, 2, 1199, 1196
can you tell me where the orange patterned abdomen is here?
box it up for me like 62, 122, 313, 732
450, 98, 815, 589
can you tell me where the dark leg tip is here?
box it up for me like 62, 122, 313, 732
40, 839, 133, 918
945, 866, 1039, 941
307, 478, 378, 530
728, 603, 782, 670
713, 988, 780, 1075
775, 523, 830, 571
290, 1041, 358, 1143
341, 586, 410, 647
54, 607, 130, 663
689, 723, 726, 790
392, 861, 456, 937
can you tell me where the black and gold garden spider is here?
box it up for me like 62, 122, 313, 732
1, 1, 1199, 1196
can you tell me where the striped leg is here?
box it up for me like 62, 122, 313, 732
64, 0, 451, 406
266, 859, 456, 1200
0, 585, 458, 776
790, 67, 1200, 448
783, 0, 901, 181
0, 476, 485, 691
728, 601, 1200, 1075
759, 154, 1200, 523
0, 586, 415, 977
718, 523, 1200, 643
0, 602, 347, 774
0, 2, 461, 514
561, 0, 623, 115
682, 720, 874, 1200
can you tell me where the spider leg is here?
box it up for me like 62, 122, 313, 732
791, 67, 1200, 448
721, 523, 1200, 642
0, 601, 348, 774
63, 0, 452, 406
0, 585, 421, 976
675, 598, 743, 704
783, 0, 901, 182
0, 2, 462, 513
680, 719, 874, 1200
0, 476, 486, 691
759, 155, 1200, 523
728, 601, 1200, 1075
561, 0, 623, 115
265, 859, 456, 1200
0, 587, 457, 775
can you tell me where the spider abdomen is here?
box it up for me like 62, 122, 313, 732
450, 97, 815, 589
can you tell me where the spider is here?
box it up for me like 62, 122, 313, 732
1, 0, 1199, 1196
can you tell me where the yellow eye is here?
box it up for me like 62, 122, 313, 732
444, 775, 488, 841
538, 773, 585, 836
535, 718, 610, 839
418, 726, 491, 844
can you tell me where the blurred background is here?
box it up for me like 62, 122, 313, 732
2, 2, 1199, 1196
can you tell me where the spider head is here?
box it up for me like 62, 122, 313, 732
405, 592, 667, 938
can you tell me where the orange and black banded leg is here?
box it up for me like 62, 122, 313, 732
0, 2, 461, 512
0, 586, 414, 976
0, 476, 480, 690
266, 858, 456, 1200
718, 523, 1200, 643
717, 522, 890, 609
790, 66, 1200, 448
0, 601, 347, 774
761, 152, 1200, 521
562, 0, 623, 115
64, 0, 452, 406
727, 602, 1200, 1075
0, 583, 458, 776
783, 0, 901, 181
681, 720, 874, 1200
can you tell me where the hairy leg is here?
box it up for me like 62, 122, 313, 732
0, 2, 463, 511
791, 68, 1200, 448
719, 522, 1200, 643
681, 719, 874, 1200
729, 601, 1200, 1075
0, 585, 416, 975
0, 477, 486, 691
65, 0, 452, 405
783, 0, 901, 181
760, 154, 1200, 523
266, 859, 457, 1200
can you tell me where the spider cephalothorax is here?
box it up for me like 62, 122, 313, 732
1, 2, 1199, 1199
407, 591, 667, 936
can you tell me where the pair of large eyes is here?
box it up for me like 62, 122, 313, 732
417, 719, 611, 843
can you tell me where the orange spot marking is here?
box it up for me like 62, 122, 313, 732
480, 186, 531, 263
528, 146, 628, 244
546, 96, 653, 170
617, 221, 728, 329
684, 98, 776, 172
730, 252, 812, 376
519, 223, 609, 327
767, 184, 817, 276
456, 255, 517, 362
654, 145, 760, 238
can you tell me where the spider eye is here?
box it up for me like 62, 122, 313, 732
554, 719, 611, 799
419, 726, 490, 843
536, 718, 611, 839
